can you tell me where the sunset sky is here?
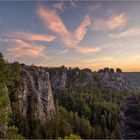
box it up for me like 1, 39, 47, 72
0, 1, 140, 72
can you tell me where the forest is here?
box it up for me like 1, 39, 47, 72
0, 52, 139, 139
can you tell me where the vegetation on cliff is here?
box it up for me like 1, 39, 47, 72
0, 53, 23, 139
0, 52, 139, 139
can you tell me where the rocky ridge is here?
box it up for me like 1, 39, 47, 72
121, 96, 140, 139
18, 65, 55, 121
14, 65, 134, 123
97, 68, 132, 92
47, 66, 133, 92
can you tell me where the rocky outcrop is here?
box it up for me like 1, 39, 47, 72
47, 66, 133, 93
18, 65, 55, 120
14, 65, 133, 123
120, 96, 140, 139
97, 68, 131, 92
48, 67, 97, 91
49, 66, 67, 91
73, 68, 97, 87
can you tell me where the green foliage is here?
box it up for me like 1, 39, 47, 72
63, 134, 82, 140
7, 125, 25, 139
0, 53, 23, 139
45, 105, 93, 139
0, 53, 139, 139
53, 82, 138, 139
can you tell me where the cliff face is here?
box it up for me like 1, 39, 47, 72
18, 65, 55, 120
97, 68, 132, 92
121, 96, 140, 139
47, 67, 132, 92
48, 67, 97, 91
50, 67, 67, 91
14, 65, 133, 123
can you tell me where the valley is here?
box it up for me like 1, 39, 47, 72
0, 53, 139, 139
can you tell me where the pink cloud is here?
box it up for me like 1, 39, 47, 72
8, 31, 57, 42
109, 27, 140, 38
92, 13, 128, 31
37, 5, 91, 50
74, 15, 91, 43
84, 56, 114, 63
37, 5, 70, 37
76, 47, 101, 54
7, 39, 46, 57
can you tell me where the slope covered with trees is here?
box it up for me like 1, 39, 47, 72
0, 53, 23, 139
0, 53, 139, 139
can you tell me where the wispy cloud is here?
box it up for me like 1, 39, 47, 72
70, 0, 78, 8
0, 37, 10, 42
38, 55, 53, 66
37, 5, 70, 38
74, 15, 91, 43
7, 39, 46, 57
57, 49, 69, 55
76, 47, 101, 54
37, 5, 95, 54
6, 31, 57, 42
84, 56, 114, 63
86, 3, 101, 13
92, 13, 128, 31
53, 2, 66, 12
108, 27, 140, 38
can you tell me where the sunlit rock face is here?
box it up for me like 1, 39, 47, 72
18, 65, 55, 120
97, 68, 131, 92
120, 96, 140, 139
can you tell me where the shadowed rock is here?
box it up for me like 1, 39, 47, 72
97, 67, 131, 92
104, 67, 110, 72
121, 96, 140, 139
110, 68, 114, 73
116, 68, 122, 73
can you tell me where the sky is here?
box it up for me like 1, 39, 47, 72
0, 1, 140, 72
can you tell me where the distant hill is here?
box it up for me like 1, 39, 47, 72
124, 72, 140, 87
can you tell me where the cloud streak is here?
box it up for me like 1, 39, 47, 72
7, 39, 46, 57
109, 27, 140, 38
74, 15, 91, 43
7, 31, 57, 42
84, 56, 114, 63
37, 5, 70, 38
92, 13, 128, 31
57, 49, 69, 55
37, 5, 96, 54
53, 2, 66, 11
76, 47, 101, 54
86, 3, 101, 13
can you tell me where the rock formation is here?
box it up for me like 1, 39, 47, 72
49, 66, 67, 91
97, 68, 131, 92
120, 96, 140, 139
47, 66, 132, 92
18, 65, 55, 120
12, 65, 133, 122
48, 67, 97, 91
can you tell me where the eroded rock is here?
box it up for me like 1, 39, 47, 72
18, 65, 55, 120
121, 96, 140, 139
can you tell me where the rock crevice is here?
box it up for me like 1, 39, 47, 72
18, 65, 55, 120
